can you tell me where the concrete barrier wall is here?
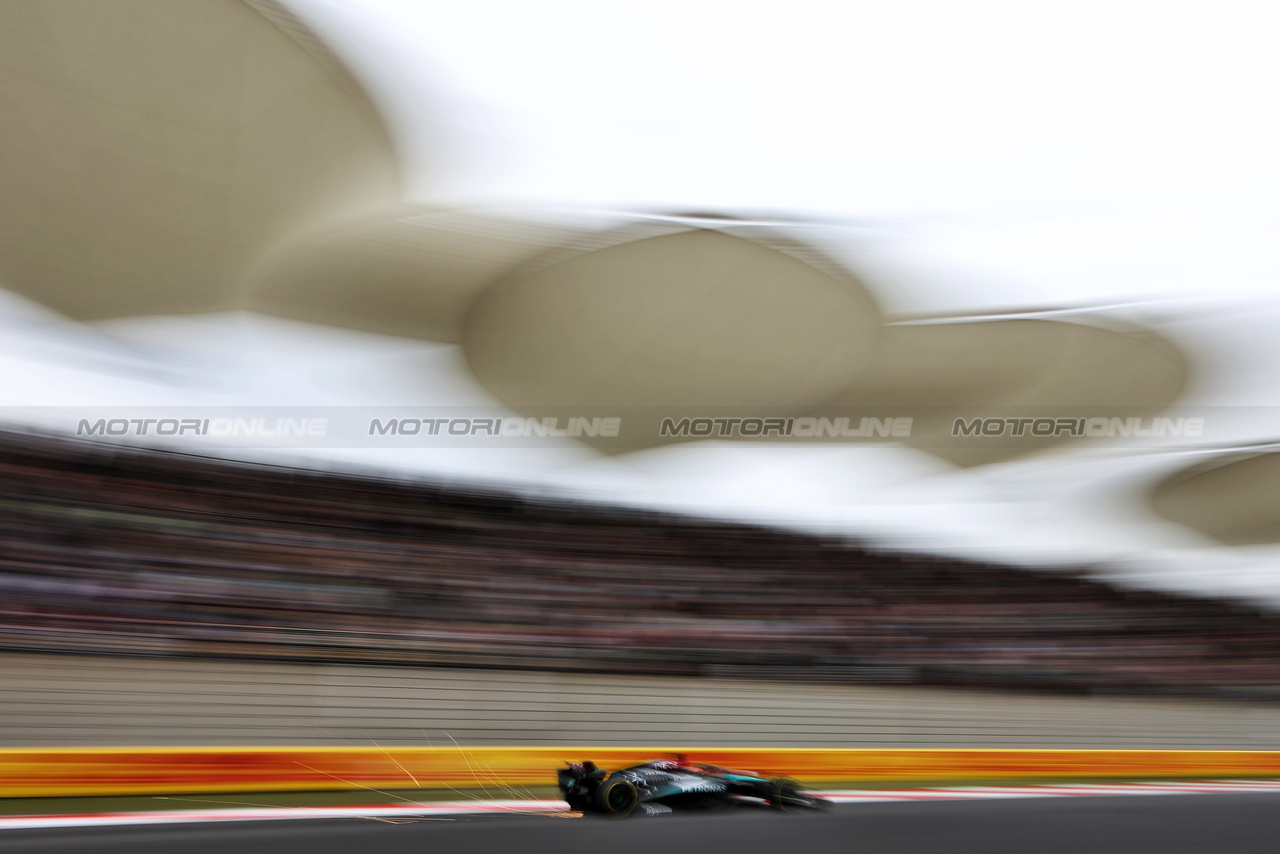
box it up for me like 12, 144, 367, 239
6, 652, 1280, 750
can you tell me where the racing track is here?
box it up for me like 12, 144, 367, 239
2, 794, 1280, 854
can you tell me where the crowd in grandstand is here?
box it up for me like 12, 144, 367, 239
2, 430, 1280, 696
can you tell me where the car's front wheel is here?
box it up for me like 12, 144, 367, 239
597, 778, 639, 817
768, 777, 811, 812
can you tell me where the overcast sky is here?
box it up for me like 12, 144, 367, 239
293, 0, 1280, 315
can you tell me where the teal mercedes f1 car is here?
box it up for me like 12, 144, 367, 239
557, 756, 823, 817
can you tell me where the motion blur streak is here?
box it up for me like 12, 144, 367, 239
9, 746, 1280, 798
3, 432, 1280, 696
6, 8, 1280, 849
7, 797, 1280, 854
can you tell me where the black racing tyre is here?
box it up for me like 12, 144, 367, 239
597, 777, 639, 817
768, 777, 807, 812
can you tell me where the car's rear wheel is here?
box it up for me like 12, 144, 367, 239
598, 778, 639, 817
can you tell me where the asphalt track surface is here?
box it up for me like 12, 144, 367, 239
2, 793, 1280, 854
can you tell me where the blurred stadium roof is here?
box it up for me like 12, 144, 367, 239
3, 0, 1280, 605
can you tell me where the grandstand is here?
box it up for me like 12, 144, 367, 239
4, 429, 1279, 700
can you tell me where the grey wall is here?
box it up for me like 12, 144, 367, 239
3, 652, 1280, 749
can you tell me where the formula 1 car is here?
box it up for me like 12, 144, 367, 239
557, 756, 823, 817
